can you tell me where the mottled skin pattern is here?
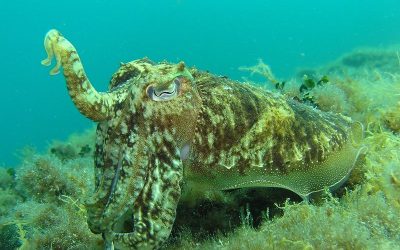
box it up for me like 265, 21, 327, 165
42, 29, 364, 249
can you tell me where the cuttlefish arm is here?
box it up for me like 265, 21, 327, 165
108, 138, 184, 249
41, 29, 126, 121
41, 28, 141, 234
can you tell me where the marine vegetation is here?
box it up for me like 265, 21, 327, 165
0, 33, 399, 249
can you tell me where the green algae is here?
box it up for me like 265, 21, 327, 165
0, 131, 102, 249
1, 47, 400, 249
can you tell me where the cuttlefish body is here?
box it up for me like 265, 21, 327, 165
42, 29, 364, 249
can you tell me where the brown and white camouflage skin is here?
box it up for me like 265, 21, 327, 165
42, 29, 364, 249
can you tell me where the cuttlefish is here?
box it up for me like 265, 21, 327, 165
41, 29, 364, 249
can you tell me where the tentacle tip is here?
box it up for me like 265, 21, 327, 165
43, 29, 61, 49
49, 68, 60, 75
41, 58, 51, 66
42, 29, 63, 75
45, 29, 62, 39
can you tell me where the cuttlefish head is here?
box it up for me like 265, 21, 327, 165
85, 59, 201, 233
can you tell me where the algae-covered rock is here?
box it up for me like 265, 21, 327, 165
384, 102, 400, 133
0, 130, 102, 249
0, 224, 22, 249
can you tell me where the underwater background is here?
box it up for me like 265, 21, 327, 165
1, 0, 400, 249
1, 0, 399, 166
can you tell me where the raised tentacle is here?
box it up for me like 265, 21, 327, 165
41, 29, 124, 121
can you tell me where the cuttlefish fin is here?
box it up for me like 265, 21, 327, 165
303, 121, 367, 201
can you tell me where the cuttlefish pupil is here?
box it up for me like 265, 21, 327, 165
147, 77, 181, 101
41, 29, 365, 250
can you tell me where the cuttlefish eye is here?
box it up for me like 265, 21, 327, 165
146, 77, 182, 101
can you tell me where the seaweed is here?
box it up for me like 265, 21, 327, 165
239, 59, 280, 87
0, 130, 102, 249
